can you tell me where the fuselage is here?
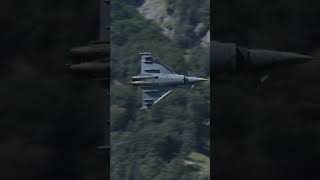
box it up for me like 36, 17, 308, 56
131, 73, 206, 87
132, 74, 185, 87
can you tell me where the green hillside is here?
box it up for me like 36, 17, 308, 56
110, 0, 210, 179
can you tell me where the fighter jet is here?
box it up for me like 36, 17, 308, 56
66, 0, 110, 86
66, 0, 110, 151
131, 52, 207, 109
211, 41, 313, 79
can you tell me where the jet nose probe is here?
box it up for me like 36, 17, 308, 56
187, 77, 208, 84
239, 49, 313, 68
211, 42, 313, 74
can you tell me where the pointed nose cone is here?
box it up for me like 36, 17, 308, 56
187, 77, 208, 84
249, 49, 313, 67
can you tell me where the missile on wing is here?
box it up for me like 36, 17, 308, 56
68, 61, 109, 73
69, 41, 109, 62
66, 41, 109, 80
67, 61, 109, 79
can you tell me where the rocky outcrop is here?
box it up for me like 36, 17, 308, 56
137, 0, 210, 47
137, 0, 176, 39
201, 30, 210, 47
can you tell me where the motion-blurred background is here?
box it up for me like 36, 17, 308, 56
214, 1, 320, 180
0, 1, 106, 180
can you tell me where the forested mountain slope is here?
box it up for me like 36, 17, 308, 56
110, 0, 210, 179
138, 0, 210, 47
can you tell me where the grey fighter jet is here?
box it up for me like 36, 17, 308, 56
67, 0, 110, 151
211, 41, 313, 79
131, 52, 207, 109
